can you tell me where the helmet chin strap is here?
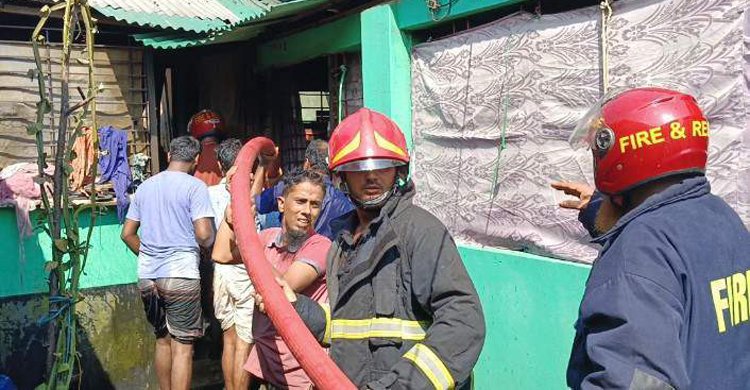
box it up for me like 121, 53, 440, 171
353, 186, 396, 210
337, 167, 409, 211
339, 180, 398, 211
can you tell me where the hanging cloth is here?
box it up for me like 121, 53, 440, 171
98, 126, 132, 222
70, 127, 95, 192
0, 163, 54, 237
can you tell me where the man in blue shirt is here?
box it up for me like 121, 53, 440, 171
254, 139, 353, 239
121, 136, 215, 390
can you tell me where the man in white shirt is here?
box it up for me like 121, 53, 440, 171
208, 138, 258, 390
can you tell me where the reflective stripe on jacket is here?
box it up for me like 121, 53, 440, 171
295, 181, 485, 389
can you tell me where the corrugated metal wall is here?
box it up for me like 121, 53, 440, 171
0, 40, 149, 169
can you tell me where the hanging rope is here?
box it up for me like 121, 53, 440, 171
600, 0, 613, 93
483, 14, 540, 235
482, 35, 512, 236
337, 64, 348, 124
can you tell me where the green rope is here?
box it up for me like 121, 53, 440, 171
484, 14, 540, 235
490, 92, 510, 198
337, 64, 348, 124
487, 35, 513, 200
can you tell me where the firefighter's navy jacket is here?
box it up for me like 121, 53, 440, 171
567, 176, 750, 389
294, 181, 485, 389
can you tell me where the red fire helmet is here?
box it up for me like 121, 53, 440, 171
570, 87, 708, 195
188, 109, 224, 140
328, 108, 410, 172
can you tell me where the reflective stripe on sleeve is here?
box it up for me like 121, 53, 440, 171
330, 318, 428, 341
403, 343, 455, 390
321, 303, 332, 346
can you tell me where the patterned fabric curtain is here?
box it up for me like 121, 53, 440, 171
411, 0, 749, 263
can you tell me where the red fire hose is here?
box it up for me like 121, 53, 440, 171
230, 137, 356, 390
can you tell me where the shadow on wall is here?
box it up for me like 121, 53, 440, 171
0, 295, 115, 389
0, 207, 224, 388
0, 286, 143, 389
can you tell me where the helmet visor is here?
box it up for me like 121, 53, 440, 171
569, 87, 627, 149
334, 158, 406, 172
569, 104, 606, 150
570, 84, 700, 149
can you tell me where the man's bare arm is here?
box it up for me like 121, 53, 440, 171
120, 219, 141, 255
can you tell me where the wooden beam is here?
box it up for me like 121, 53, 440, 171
143, 49, 161, 173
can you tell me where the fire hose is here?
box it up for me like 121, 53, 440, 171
230, 137, 356, 389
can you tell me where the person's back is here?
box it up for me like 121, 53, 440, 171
121, 135, 215, 390
637, 179, 749, 388
194, 139, 222, 186
188, 109, 225, 186
316, 179, 354, 238
132, 170, 213, 278
670, 184, 750, 388
570, 177, 750, 388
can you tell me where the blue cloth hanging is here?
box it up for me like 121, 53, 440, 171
98, 126, 132, 222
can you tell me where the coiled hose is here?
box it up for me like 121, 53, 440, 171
230, 137, 356, 389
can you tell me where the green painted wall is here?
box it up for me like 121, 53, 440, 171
459, 245, 590, 388
0, 209, 222, 388
0, 209, 592, 388
0, 207, 137, 298
257, 13, 362, 70
359, 3, 592, 385
361, 4, 413, 149
391, 0, 526, 30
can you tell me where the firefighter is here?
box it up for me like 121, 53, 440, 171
260, 108, 485, 389
188, 109, 225, 186
566, 88, 750, 389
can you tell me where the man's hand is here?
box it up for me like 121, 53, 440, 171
253, 276, 297, 314
224, 203, 234, 227
224, 190, 257, 231
225, 165, 254, 194
225, 165, 237, 192
261, 146, 279, 165
551, 181, 595, 210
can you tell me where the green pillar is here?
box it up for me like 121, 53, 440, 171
361, 4, 413, 149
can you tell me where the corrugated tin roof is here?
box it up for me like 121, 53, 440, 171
132, 0, 330, 49
91, 0, 240, 21
89, 0, 278, 33
133, 24, 268, 49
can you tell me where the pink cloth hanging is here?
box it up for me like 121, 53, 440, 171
0, 163, 54, 237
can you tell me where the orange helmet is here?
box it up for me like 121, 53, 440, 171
328, 108, 409, 172
188, 109, 224, 140
571, 87, 708, 195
